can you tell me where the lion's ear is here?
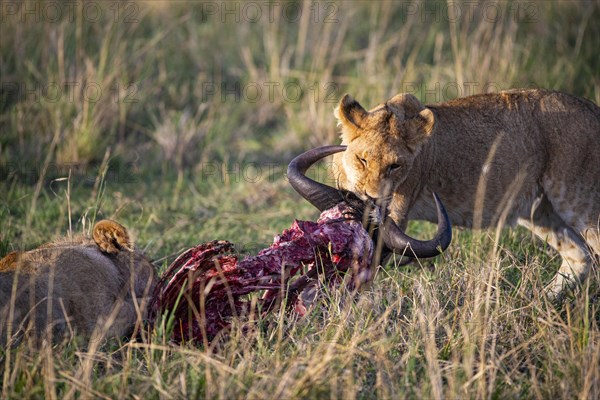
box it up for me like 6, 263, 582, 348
387, 93, 434, 150
93, 220, 133, 254
386, 93, 425, 120
403, 108, 435, 152
335, 94, 368, 141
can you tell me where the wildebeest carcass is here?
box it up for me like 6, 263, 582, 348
148, 146, 452, 343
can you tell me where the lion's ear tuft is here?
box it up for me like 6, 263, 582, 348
403, 108, 435, 152
335, 94, 368, 141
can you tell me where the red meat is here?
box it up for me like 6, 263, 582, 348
148, 203, 373, 343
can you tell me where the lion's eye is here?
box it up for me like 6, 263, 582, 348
388, 163, 401, 173
356, 155, 367, 167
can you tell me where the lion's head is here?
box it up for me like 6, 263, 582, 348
334, 93, 435, 201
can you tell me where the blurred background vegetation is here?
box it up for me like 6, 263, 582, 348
2, 1, 599, 164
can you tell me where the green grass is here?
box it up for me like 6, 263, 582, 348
1, 1, 599, 398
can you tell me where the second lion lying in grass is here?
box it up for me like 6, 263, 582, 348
0, 220, 157, 345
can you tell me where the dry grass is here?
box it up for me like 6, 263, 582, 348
1, 1, 599, 398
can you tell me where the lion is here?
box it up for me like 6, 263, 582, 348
0, 220, 157, 345
332, 88, 600, 299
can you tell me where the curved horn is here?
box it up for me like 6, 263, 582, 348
288, 145, 346, 211
381, 192, 452, 258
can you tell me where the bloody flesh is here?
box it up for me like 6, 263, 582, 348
148, 203, 373, 343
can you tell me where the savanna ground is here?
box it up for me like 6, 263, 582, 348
1, 1, 599, 398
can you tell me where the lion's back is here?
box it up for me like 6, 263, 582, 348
0, 221, 157, 345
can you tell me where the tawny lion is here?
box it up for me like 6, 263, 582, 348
332, 88, 599, 298
0, 220, 157, 345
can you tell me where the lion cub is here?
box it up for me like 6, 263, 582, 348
333, 89, 599, 298
0, 220, 157, 345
